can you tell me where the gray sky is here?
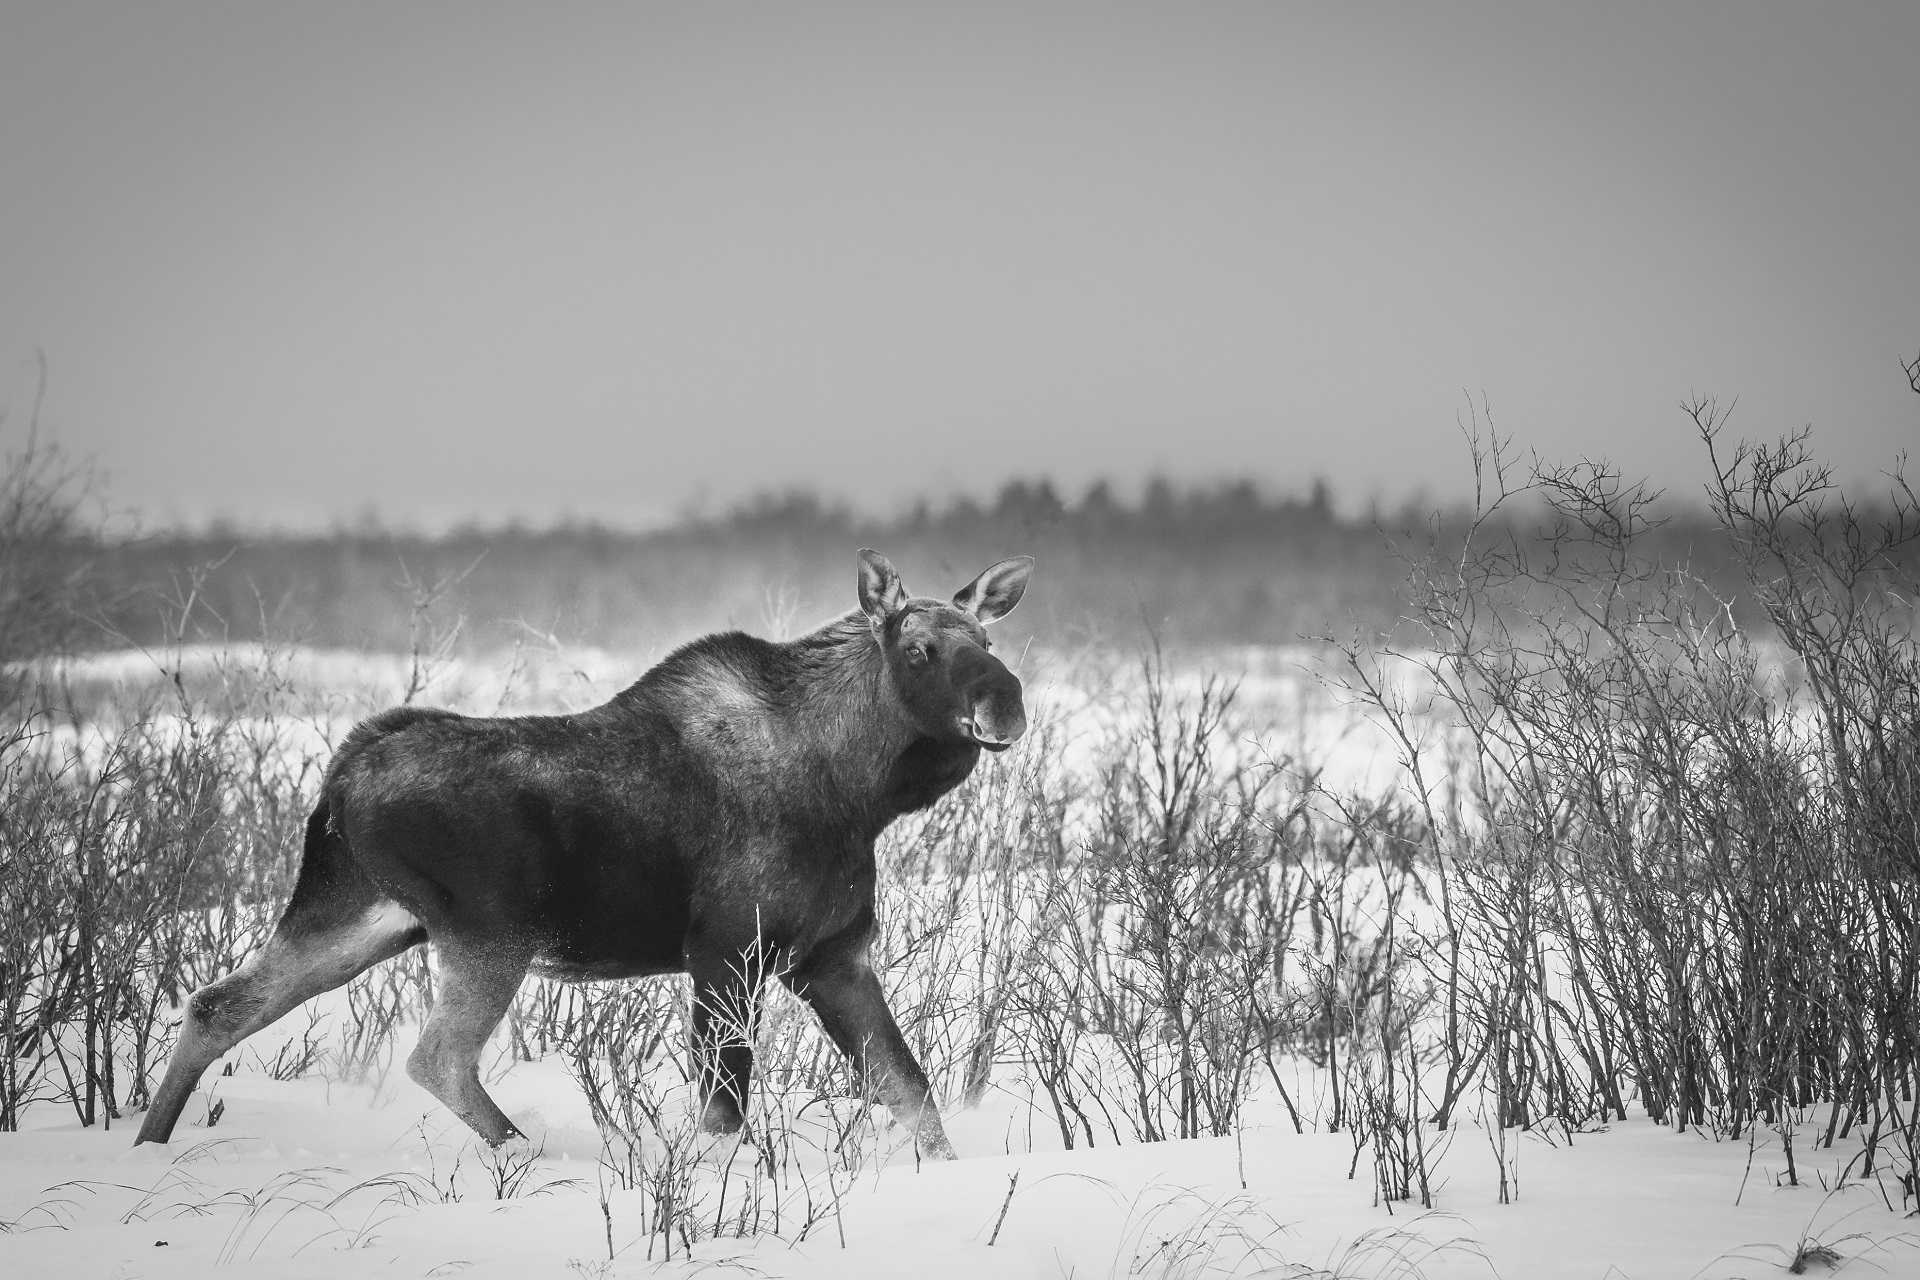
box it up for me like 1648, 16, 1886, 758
2, 2, 1915, 530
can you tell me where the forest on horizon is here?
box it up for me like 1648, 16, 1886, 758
16, 471, 1799, 659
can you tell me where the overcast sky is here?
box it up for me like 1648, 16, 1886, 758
1, 3, 1914, 531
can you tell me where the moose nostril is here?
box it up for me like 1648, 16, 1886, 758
970, 700, 1027, 744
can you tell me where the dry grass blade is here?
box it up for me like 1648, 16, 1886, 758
1281, 1211, 1491, 1280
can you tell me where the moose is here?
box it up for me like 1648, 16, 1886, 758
134, 549, 1033, 1159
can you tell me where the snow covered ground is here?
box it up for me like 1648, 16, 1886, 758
3, 991, 1914, 1280
9, 641, 1913, 1278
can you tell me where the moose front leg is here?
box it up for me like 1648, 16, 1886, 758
688, 955, 764, 1137
786, 947, 957, 1160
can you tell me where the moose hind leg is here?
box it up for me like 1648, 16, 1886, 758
136, 901, 423, 1144
405, 943, 529, 1146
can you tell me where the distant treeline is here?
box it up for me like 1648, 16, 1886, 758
56, 477, 1790, 657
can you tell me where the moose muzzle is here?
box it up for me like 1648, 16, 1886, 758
955, 645, 1026, 751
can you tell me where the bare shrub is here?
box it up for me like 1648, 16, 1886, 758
0, 641, 320, 1129
0, 357, 95, 690
1345, 402, 1920, 1203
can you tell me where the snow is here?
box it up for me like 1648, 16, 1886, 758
9, 642, 1913, 1278
4, 1005, 1911, 1279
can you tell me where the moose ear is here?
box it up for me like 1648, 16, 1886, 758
856, 549, 908, 626
953, 556, 1033, 624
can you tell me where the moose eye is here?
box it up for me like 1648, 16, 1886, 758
906, 644, 929, 664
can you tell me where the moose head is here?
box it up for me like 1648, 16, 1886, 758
857, 549, 1032, 752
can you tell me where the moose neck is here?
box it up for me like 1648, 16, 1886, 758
783, 617, 976, 828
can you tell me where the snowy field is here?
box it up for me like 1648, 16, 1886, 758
6, 640, 1918, 1279
3, 1017, 1907, 1279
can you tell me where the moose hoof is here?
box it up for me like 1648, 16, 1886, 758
698, 1100, 746, 1137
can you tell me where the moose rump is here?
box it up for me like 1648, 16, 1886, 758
134, 549, 1034, 1160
